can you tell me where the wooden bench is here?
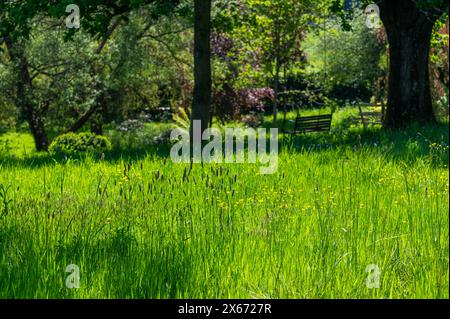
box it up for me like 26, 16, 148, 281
357, 101, 385, 128
286, 114, 333, 135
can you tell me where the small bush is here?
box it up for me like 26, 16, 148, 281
49, 132, 111, 156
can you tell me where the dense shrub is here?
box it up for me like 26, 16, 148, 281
49, 133, 111, 156
212, 85, 275, 122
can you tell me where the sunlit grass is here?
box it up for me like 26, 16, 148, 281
0, 111, 448, 299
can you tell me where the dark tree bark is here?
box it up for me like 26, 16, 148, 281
191, 0, 212, 138
67, 19, 123, 135
378, 0, 448, 127
4, 36, 49, 151
67, 92, 105, 134
90, 112, 104, 135
66, 104, 100, 133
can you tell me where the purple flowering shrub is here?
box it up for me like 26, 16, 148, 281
212, 85, 274, 123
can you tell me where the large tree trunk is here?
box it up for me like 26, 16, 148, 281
4, 36, 49, 151
190, 0, 212, 138
378, 0, 447, 127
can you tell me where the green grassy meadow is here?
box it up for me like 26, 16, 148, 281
0, 110, 448, 299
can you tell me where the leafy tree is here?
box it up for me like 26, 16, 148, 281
430, 17, 449, 117
0, 0, 182, 150
226, 0, 327, 125
303, 11, 386, 103
334, 0, 449, 127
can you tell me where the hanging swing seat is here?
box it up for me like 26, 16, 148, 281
285, 113, 333, 135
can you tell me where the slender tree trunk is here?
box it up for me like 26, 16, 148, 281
66, 18, 123, 135
4, 36, 49, 151
378, 0, 447, 127
191, 0, 212, 139
66, 93, 104, 135
282, 65, 288, 131
67, 104, 99, 133
273, 60, 281, 126
272, 19, 281, 127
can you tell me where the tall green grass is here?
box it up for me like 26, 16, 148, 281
0, 118, 448, 299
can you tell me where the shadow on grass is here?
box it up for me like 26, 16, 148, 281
1, 121, 448, 169
0, 144, 174, 170
281, 121, 449, 166
0, 222, 195, 298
